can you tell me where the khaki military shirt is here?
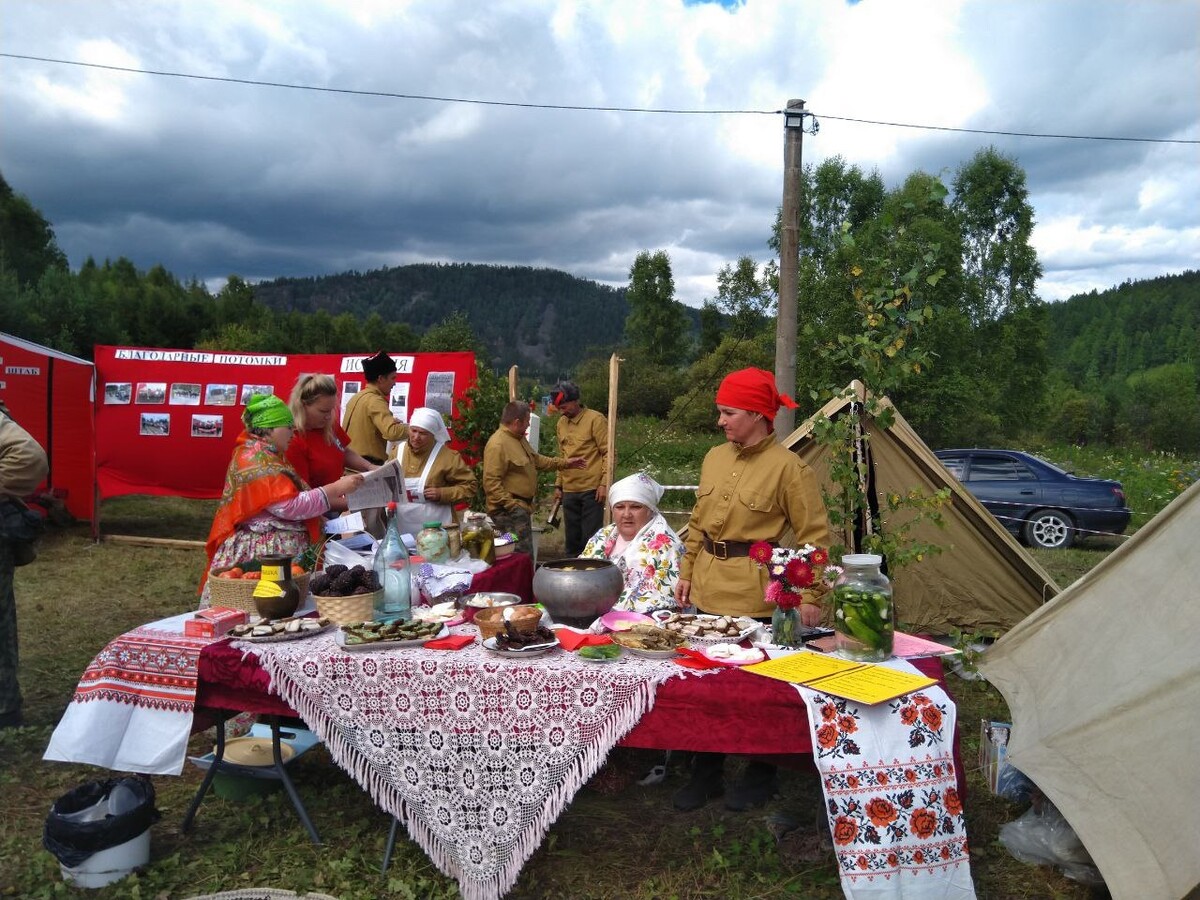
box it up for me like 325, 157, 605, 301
0, 408, 48, 499
483, 427, 572, 513
341, 384, 407, 463
681, 434, 830, 618
393, 441, 477, 507
555, 407, 607, 492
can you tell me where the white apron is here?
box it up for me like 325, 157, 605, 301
393, 442, 454, 538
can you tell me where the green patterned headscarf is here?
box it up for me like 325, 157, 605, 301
244, 393, 294, 430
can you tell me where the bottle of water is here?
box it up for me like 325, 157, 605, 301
373, 502, 411, 622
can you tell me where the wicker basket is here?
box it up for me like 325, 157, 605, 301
208, 569, 312, 615
314, 590, 381, 625
474, 604, 542, 640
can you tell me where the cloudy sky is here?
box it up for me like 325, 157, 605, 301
1, 0, 1196, 308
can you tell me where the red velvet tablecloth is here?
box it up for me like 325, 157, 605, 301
198, 644, 951, 760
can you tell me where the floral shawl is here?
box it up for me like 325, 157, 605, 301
580, 512, 685, 613
202, 431, 321, 586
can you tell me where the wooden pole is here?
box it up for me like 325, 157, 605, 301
102, 534, 204, 550
775, 98, 805, 438
604, 354, 621, 526
507, 365, 518, 402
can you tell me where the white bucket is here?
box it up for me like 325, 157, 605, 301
59, 828, 150, 889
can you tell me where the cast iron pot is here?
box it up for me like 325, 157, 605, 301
532, 558, 623, 628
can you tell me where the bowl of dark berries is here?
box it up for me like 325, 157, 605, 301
309, 564, 382, 624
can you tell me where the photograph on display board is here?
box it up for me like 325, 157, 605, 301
339, 380, 359, 424
191, 414, 224, 438
169, 383, 202, 405
205, 383, 238, 406
104, 382, 132, 404
389, 381, 410, 424
140, 413, 170, 436
135, 382, 167, 404
424, 371, 455, 416
240, 384, 275, 404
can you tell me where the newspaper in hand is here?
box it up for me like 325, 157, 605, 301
346, 459, 403, 511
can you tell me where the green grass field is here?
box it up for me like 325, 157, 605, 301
5, 434, 1192, 899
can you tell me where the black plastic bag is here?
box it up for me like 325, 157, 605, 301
43, 776, 161, 869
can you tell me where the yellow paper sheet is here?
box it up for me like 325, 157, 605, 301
743, 651, 861, 683
806, 666, 937, 705
743, 650, 937, 705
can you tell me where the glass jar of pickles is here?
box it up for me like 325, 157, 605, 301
832, 554, 894, 661
461, 513, 495, 564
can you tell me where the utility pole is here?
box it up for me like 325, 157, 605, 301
775, 98, 808, 437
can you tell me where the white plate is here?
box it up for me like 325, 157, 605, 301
235, 622, 333, 643
482, 636, 558, 658
702, 644, 766, 666
335, 623, 448, 651
652, 612, 759, 644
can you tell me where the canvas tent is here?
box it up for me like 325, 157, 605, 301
782, 382, 1059, 635
980, 478, 1200, 900
0, 332, 95, 521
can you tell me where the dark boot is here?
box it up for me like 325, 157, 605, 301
726, 761, 778, 811
673, 752, 725, 811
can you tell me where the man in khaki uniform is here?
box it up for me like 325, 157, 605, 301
342, 351, 407, 465
483, 402, 584, 555
551, 381, 608, 556
0, 401, 49, 728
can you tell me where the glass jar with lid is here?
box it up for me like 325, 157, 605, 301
416, 521, 451, 564
461, 513, 495, 564
832, 553, 894, 661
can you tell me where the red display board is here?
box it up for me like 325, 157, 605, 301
94, 346, 476, 502
0, 333, 96, 521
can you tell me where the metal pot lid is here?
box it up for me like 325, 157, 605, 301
221, 737, 295, 767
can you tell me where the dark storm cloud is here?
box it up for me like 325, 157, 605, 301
1, 0, 1196, 306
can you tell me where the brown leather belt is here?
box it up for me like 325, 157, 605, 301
702, 535, 763, 560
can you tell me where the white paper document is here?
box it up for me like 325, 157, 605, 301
347, 459, 402, 511
324, 511, 365, 534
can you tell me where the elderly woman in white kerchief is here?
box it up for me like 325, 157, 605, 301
387, 407, 477, 537
580, 472, 685, 613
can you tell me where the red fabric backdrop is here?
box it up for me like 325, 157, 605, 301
0, 333, 96, 520
94, 346, 476, 502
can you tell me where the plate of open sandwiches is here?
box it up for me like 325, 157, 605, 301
652, 611, 759, 644
608, 623, 687, 658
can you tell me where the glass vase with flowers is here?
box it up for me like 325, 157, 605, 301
749, 542, 838, 648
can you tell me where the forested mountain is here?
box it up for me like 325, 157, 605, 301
1046, 270, 1200, 382
252, 263, 634, 375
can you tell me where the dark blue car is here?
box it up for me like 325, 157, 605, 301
934, 449, 1131, 549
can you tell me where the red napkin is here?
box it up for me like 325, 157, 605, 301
555, 629, 613, 652
423, 633, 475, 651
673, 647, 727, 670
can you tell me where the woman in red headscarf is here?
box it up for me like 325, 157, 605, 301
671, 368, 831, 813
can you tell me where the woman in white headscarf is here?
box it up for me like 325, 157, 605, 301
580, 472, 685, 614
387, 407, 477, 537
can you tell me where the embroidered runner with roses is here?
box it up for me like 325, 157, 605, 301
797, 680, 976, 899
243, 632, 709, 900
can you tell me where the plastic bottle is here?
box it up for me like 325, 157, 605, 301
373, 502, 412, 622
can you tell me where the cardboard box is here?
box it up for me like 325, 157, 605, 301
184, 606, 249, 638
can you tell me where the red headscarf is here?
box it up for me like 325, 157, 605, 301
715, 368, 798, 422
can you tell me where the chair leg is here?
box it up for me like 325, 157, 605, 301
381, 816, 402, 874
182, 711, 227, 833
267, 716, 321, 845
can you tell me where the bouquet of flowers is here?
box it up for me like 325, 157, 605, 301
749, 542, 838, 609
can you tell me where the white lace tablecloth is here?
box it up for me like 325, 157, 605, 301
238, 630, 708, 900
798, 669, 976, 899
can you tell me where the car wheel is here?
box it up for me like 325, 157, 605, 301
1023, 509, 1075, 549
